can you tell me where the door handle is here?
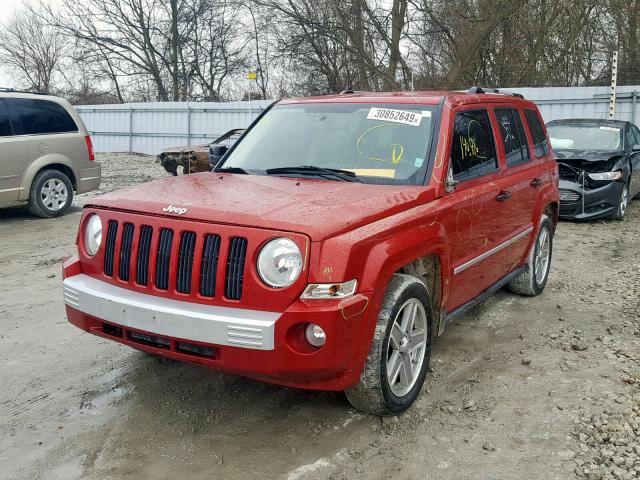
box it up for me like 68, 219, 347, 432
530, 177, 543, 187
495, 190, 512, 202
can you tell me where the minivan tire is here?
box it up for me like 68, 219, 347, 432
508, 215, 553, 296
345, 274, 433, 416
28, 169, 74, 218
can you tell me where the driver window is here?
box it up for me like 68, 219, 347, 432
450, 109, 498, 181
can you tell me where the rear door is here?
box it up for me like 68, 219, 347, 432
0, 99, 28, 205
491, 106, 538, 270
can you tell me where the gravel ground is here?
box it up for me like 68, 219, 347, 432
0, 153, 639, 480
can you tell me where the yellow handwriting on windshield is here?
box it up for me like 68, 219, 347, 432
356, 125, 405, 165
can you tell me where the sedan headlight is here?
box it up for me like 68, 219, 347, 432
84, 214, 102, 256
588, 171, 622, 181
257, 237, 303, 288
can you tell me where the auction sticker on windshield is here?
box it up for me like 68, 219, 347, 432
367, 108, 422, 127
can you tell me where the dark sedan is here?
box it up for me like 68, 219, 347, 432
546, 119, 640, 221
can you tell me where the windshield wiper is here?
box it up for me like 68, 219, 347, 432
214, 166, 248, 174
265, 165, 358, 182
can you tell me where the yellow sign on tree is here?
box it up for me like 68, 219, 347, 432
247, 71, 257, 80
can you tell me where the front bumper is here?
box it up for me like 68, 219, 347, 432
558, 179, 623, 220
63, 258, 376, 391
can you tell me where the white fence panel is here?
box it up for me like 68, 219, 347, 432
77, 100, 272, 155
507, 86, 640, 123
76, 88, 640, 155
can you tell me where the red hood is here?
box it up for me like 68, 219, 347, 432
87, 173, 435, 240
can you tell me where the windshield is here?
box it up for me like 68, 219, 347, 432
220, 103, 438, 185
547, 124, 623, 151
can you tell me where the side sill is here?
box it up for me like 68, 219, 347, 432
440, 267, 525, 332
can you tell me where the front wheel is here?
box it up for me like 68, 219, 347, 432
611, 182, 629, 221
345, 274, 432, 416
508, 214, 553, 296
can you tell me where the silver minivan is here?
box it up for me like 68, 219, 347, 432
0, 90, 101, 217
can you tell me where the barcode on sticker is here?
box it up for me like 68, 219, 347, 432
367, 108, 422, 127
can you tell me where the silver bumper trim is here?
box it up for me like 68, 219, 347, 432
63, 274, 280, 350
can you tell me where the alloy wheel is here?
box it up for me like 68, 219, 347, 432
534, 227, 551, 285
619, 184, 628, 218
385, 298, 428, 397
40, 178, 68, 212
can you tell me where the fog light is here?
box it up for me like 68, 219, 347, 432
305, 323, 326, 348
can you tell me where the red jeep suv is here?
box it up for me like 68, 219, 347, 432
63, 88, 559, 415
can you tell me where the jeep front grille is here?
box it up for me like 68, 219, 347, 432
225, 237, 248, 300
176, 231, 196, 294
199, 234, 221, 297
104, 220, 118, 277
136, 225, 153, 286
118, 223, 135, 281
102, 222, 248, 300
155, 228, 174, 290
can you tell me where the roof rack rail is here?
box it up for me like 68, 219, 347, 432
467, 86, 524, 99
0, 87, 49, 95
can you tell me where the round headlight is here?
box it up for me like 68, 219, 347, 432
257, 237, 302, 288
84, 214, 102, 256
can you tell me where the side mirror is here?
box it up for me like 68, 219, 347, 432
632, 144, 640, 152
209, 144, 228, 168
445, 165, 458, 193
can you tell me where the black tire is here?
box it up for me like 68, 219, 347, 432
28, 169, 74, 218
508, 215, 553, 296
345, 274, 433, 416
610, 181, 629, 221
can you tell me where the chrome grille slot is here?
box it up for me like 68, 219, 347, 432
176, 231, 196, 294
225, 237, 248, 300
118, 223, 135, 281
200, 234, 221, 297
136, 226, 153, 285
103, 220, 118, 277
155, 228, 174, 290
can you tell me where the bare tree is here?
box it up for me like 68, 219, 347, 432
0, 10, 65, 92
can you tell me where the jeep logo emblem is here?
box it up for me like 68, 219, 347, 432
163, 205, 188, 215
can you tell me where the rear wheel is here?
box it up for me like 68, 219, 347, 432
508, 215, 553, 296
345, 274, 432, 416
28, 169, 74, 218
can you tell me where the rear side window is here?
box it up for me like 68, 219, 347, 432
0, 100, 12, 137
450, 109, 498, 181
524, 109, 550, 157
13, 99, 77, 135
495, 108, 530, 167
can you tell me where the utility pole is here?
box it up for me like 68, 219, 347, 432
608, 50, 618, 120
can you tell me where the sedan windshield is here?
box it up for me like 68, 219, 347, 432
547, 124, 623, 151
219, 103, 438, 185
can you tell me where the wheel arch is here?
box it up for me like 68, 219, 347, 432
19, 155, 77, 201
396, 254, 442, 333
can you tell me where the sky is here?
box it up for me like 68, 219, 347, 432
0, 0, 29, 18
0, 0, 62, 87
